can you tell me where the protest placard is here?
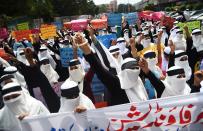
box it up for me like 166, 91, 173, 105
90, 19, 107, 29
96, 34, 117, 49
107, 13, 122, 27
0, 28, 8, 39
17, 22, 29, 30
53, 21, 63, 30
71, 19, 88, 31
177, 20, 201, 33
59, 47, 83, 67
13, 30, 32, 41
123, 12, 138, 25
40, 25, 57, 39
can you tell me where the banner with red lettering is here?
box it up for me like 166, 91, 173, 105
87, 93, 203, 131
20, 93, 203, 131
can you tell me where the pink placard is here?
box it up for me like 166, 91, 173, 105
0, 28, 8, 39
71, 19, 88, 31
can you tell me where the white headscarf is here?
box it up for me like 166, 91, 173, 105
192, 29, 203, 52
118, 58, 148, 102
169, 26, 179, 41
160, 27, 168, 44
1, 66, 28, 94
39, 56, 59, 86
16, 50, 30, 66
144, 51, 162, 75
68, 59, 86, 92
162, 66, 191, 97
59, 80, 95, 113
2, 82, 50, 117
109, 45, 123, 68
172, 30, 187, 51
116, 37, 128, 55
174, 50, 192, 81
38, 46, 56, 69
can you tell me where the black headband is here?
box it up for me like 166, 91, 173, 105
176, 31, 183, 34
0, 75, 15, 84
39, 49, 47, 52
117, 40, 125, 43
2, 85, 22, 96
40, 59, 50, 65
167, 68, 185, 76
121, 61, 139, 70
192, 32, 201, 35
19, 52, 25, 56
69, 60, 81, 67
61, 86, 80, 98
175, 52, 187, 58
110, 48, 120, 53
144, 52, 156, 59
164, 52, 170, 57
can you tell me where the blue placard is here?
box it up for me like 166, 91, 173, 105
96, 34, 117, 49
126, 12, 138, 25
122, 12, 138, 26
59, 47, 83, 67
107, 13, 122, 27
53, 22, 63, 30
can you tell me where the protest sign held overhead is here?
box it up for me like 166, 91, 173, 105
177, 20, 201, 33
59, 47, 83, 67
90, 19, 107, 29
40, 25, 57, 39
107, 13, 122, 27
17, 22, 29, 30
12, 30, 32, 41
0, 28, 8, 39
96, 34, 117, 49
71, 19, 88, 31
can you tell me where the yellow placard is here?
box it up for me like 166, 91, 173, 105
40, 25, 57, 39
137, 43, 164, 57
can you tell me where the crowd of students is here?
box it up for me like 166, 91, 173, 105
0, 17, 203, 130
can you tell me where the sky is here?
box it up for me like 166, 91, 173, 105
93, 0, 142, 5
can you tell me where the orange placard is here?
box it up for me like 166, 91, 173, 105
13, 30, 32, 41
90, 19, 107, 29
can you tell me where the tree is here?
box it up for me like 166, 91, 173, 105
98, 4, 108, 13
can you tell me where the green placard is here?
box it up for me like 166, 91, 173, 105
177, 20, 201, 33
17, 22, 29, 30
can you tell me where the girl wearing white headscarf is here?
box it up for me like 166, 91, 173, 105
59, 80, 95, 113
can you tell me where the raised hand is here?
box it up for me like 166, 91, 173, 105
139, 58, 150, 74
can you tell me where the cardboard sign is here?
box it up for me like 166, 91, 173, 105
0, 28, 8, 39
96, 34, 117, 49
71, 19, 88, 31
123, 13, 138, 25
13, 30, 32, 41
90, 19, 107, 29
53, 21, 63, 30
177, 20, 201, 33
17, 22, 29, 30
40, 25, 57, 39
59, 47, 83, 67
107, 13, 122, 27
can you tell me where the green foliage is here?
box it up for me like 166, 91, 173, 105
0, 0, 99, 23
118, 4, 135, 13
144, 4, 154, 11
